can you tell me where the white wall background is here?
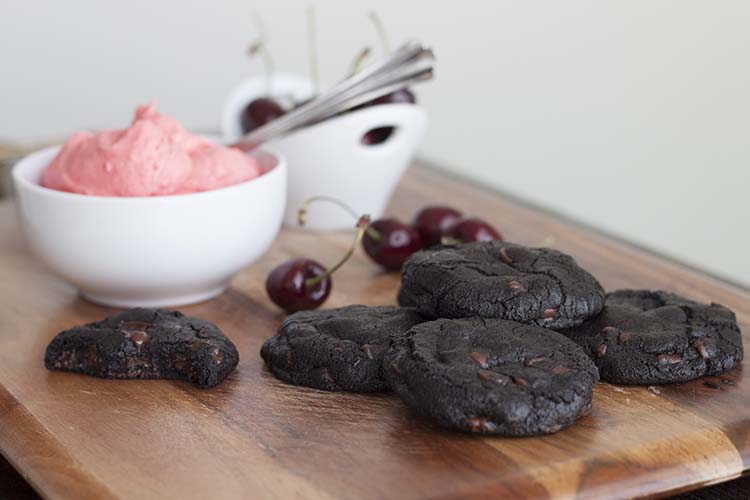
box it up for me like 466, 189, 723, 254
2, 0, 749, 286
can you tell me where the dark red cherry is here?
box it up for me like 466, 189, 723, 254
240, 97, 285, 133
265, 258, 331, 313
362, 218, 422, 270
371, 88, 416, 105
443, 216, 502, 243
267, 212, 370, 313
413, 205, 463, 247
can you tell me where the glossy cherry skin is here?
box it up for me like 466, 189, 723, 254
443, 216, 502, 243
362, 218, 422, 270
240, 97, 285, 133
265, 258, 331, 313
413, 205, 463, 247
371, 88, 416, 105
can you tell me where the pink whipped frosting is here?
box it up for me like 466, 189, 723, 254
42, 103, 262, 196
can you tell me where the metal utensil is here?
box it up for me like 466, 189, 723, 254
232, 41, 435, 151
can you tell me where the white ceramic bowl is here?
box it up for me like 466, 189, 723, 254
12, 146, 286, 308
222, 75, 427, 230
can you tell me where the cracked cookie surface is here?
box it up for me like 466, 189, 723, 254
397, 241, 605, 328
261, 305, 424, 392
45, 308, 239, 388
384, 318, 599, 436
560, 290, 743, 385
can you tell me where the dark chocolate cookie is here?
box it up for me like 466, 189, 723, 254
45, 308, 239, 388
560, 290, 743, 385
398, 241, 605, 328
261, 305, 424, 392
384, 318, 599, 436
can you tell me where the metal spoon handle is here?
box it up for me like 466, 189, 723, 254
232, 41, 435, 151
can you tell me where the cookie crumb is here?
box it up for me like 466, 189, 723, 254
647, 386, 661, 396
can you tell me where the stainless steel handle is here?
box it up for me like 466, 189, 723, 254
232, 41, 435, 151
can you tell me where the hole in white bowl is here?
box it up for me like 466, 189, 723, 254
361, 126, 397, 146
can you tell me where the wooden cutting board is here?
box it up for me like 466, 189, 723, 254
0, 165, 747, 500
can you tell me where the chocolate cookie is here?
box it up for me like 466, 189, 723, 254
45, 308, 239, 388
398, 241, 605, 328
384, 318, 599, 435
261, 305, 424, 392
560, 290, 743, 385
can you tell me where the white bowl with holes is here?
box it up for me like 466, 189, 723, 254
12, 146, 286, 308
222, 74, 428, 230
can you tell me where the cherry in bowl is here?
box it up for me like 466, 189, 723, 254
240, 97, 286, 134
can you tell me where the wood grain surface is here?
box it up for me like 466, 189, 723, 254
0, 165, 747, 500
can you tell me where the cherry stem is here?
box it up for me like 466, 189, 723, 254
307, 6, 320, 95
298, 196, 359, 225
440, 236, 463, 246
369, 11, 391, 53
349, 46, 372, 76
305, 215, 371, 288
249, 11, 274, 93
365, 226, 382, 241
298, 196, 382, 241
